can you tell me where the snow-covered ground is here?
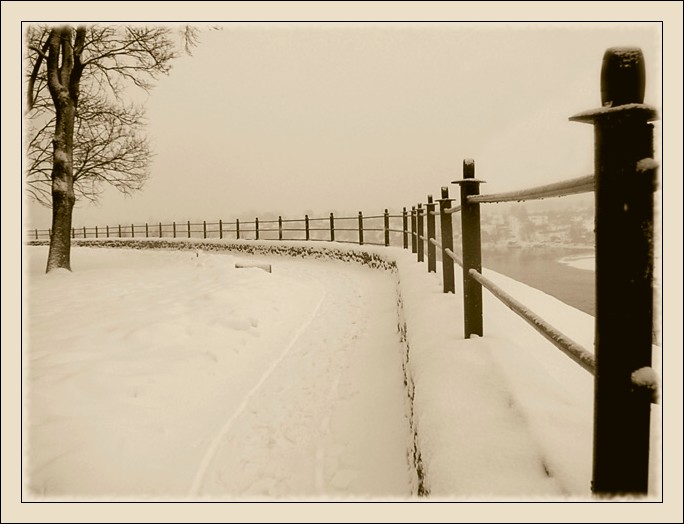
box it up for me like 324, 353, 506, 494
24, 241, 662, 501
558, 254, 594, 271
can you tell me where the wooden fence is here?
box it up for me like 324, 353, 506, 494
28, 47, 659, 496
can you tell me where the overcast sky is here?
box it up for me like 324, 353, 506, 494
25, 22, 661, 228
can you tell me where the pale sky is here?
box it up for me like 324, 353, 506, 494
25, 22, 662, 228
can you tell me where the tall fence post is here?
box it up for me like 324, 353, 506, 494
330, 213, 335, 242
219, 220, 223, 239
236, 219, 240, 240
173, 222, 176, 238
187, 221, 190, 239
455, 158, 484, 339
438, 187, 455, 294
358, 211, 364, 246
35, 229, 38, 240
255, 217, 259, 240
145, 223, 149, 238
159, 222, 162, 238
570, 47, 657, 496
118, 224, 121, 238
416, 203, 424, 263
131, 224, 135, 238
305, 215, 310, 241
278, 216, 283, 240
410, 206, 417, 253
402, 207, 408, 249
426, 195, 436, 272
384, 209, 390, 247
203, 220, 207, 239
83, 226, 86, 239
106, 225, 109, 238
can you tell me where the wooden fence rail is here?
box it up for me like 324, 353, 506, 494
27, 47, 658, 497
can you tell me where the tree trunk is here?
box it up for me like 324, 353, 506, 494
45, 103, 76, 272
44, 27, 82, 273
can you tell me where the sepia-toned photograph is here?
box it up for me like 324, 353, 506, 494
3, 2, 682, 522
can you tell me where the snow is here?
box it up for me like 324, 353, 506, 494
24, 240, 662, 501
558, 254, 594, 271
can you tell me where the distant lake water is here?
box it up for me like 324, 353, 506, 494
482, 247, 595, 316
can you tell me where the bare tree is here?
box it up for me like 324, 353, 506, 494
26, 24, 197, 272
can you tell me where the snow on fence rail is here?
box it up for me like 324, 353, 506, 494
28, 47, 659, 497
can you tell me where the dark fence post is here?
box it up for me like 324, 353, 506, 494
35, 229, 38, 240
83, 226, 86, 239
305, 215, 310, 241
255, 217, 259, 240
219, 220, 223, 239
106, 225, 109, 238
570, 47, 657, 496
456, 158, 484, 338
278, 216, 283, 240
187, 221, 191, 239
203, 220, 207, 239
236, 219, 240, 240
384, 209, 390, 247
72, 227, 75, 239
145, 223, 149, 238
118, 224, 121, 238
417, 203, 424, 263
410, 206, 417, 253
173, 222, 176, 238
330, 213, 335, 242
426, 195, 436, 272
131, 224, 135, 238
402, 207, 408, 249
159, 222, 162, 238
358, 211, 364, 245
95, 226, 99, 239
438, 187, 455, 294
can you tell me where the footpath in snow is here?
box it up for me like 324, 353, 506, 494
26, 246, 412, 499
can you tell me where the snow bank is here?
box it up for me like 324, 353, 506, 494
26, 238, 661, 500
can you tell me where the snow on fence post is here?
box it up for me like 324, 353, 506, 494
219, 220, 223, 239
305, 215, 310, 241
278, 216, 283, 240
417, 203, 424, 263
255, 217, 259, 240
426, 195, 437, 272
236, 219, 240, 240
570, 47, 658, 496
438, 187, 455, 294
358, 211, 364, 246
384, 209, 390, 247
410, 206, 417, 254
402, 207, 408, 249
455, 158, 484, 338
203, 220, 207, 239
330, 213, 335, 242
